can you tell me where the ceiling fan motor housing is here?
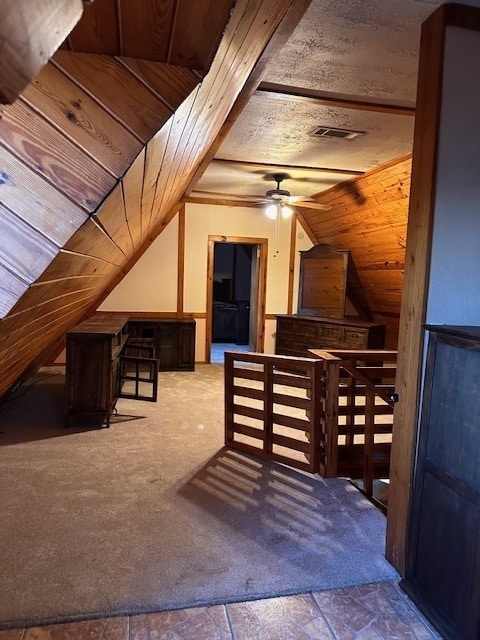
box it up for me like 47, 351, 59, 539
266, 188, 290, 200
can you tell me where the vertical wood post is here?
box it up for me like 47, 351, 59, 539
264, 361, 274, 455
224, 353, 234, 444
324, 360, 340, 477
363, 387, 375, 498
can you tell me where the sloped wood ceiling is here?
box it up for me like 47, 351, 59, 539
299, 154, 412, 348
0, 0, 304, 399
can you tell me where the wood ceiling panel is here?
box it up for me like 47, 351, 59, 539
0, 144, 88, 246
0, 99, 115, 212
122, 149, 146, 250
120, 58, 199, 111
68, 0, 119, 55
0, 264, 29, 317
0, 204, 57, 283
37, 250, 121, 284
93, 184, 134, 259
54, 52, 172, 143
118, 0, 176, 62
22, 62, 141, 177
63, 219, 128, 268
169, 0, 235, 71
0, 0, 83, 103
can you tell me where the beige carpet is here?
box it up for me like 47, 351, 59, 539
0, 365, 397, 629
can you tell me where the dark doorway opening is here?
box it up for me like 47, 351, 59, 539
211, 243, 253, 363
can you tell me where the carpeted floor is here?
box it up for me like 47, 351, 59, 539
0, 365, 397, 629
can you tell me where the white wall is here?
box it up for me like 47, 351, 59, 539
426, 26, 480, 325
100, 215, 179, 312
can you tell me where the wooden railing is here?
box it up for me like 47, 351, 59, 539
224, 349, 397, 500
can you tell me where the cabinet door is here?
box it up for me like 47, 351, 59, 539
118, 355, 158, 402
177, 324, 195, 369
157, 324, 177, 370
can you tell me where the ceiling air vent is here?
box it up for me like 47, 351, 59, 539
311, 126, 365, 141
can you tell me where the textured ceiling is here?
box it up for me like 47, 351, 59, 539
194, 0, 480, 205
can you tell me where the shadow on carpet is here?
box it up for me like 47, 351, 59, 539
0, 367, 397, 629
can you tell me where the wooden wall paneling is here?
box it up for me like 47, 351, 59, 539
21, 62, 141, 177
386, 7, 447, 575
118, 0, 176, 62
177, 206, 185, 314
121, 149, 145, 250
287, 214, 297, 314
93, 183, 134, 259
0, 0, 83, 103
68, 0, 119, 55
0, 264, 29, 317
63, 218, 128, 267
169, 0, 236, 72
37, 250, 121, 283
141, 118, 174, 239
0, 99, 115, 213
0, 143, 88, 246
119, 59, 199, 111
53, 52, 173, 143
0, 204, 58, 283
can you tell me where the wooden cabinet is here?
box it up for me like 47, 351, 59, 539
127, 317, 196, 371
275, 315, 386, 358
65, 313, 158, 428
402, 326, 480, 640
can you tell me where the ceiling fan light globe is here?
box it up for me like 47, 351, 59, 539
281, 205, 293, 219
265, 204, 278, 220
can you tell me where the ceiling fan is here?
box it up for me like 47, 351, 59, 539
261, 173, 331, 214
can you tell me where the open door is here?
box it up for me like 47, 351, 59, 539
206, 236, 267, 363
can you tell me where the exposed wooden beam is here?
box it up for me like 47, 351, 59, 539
186, 196, 264, 208
183, 0, 315, 196
256, 81, 416, 117
177, 205, 185, 314
0, 0, 84, 103
211, 157, 364, 176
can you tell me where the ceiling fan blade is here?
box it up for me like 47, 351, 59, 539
292, 201, 331, 211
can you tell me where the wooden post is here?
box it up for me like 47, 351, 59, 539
324, 360, 340, 477
363, 387, 375, 498
264, 361, 274, 456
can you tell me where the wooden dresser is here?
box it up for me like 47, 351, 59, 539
65, 313, 158, 428
275, 315, 386, 358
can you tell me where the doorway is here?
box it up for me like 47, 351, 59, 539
206, 236, 267, 364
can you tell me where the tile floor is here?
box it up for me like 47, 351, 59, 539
0, 581, 442, 640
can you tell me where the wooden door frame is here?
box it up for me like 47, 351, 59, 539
206, 235, 268, 363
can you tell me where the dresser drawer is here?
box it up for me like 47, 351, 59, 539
318, 325, 342, 339
343, 328, 367, 347
277, 319, 296, 333
295, 321, 319, 339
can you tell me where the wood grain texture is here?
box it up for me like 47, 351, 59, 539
119, 58, 198, 111
121, 149, 146, 250
22, 62, 141, 177
53, 52, 172, 143
0, 98, 115, 212
386, 7, 447, 576
300, 155, 411, 349
68, 0, 118, 55
0, 0, 83, 103
0, 0, 304, 401
0, 143, 88, 246
118, 0, 176, 62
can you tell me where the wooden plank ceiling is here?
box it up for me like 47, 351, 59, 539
298, 154, 412, 349
0, 0, 305, 399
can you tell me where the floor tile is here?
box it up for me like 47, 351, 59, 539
24, 616, 128, 640
226, 594, 333, 640
0, 630, 25, 640
130, 605, 232, 640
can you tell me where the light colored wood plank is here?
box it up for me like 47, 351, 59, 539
64, 218, 128, 267
22, 62, 141, 177
0, 143, 88, 246
37, 250, 121, 283
0, 263, 29, 318
169, 0, 236, 72
119, 0, 176, 61
119, 58, 199, 111
93, 183, 134, 259
68, 0, 118, 55
121, 149, 145, 250
0, 0, 83, 103
0, 203, 58, 283
54, 52, 172, 143
0, 98, 115, 212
